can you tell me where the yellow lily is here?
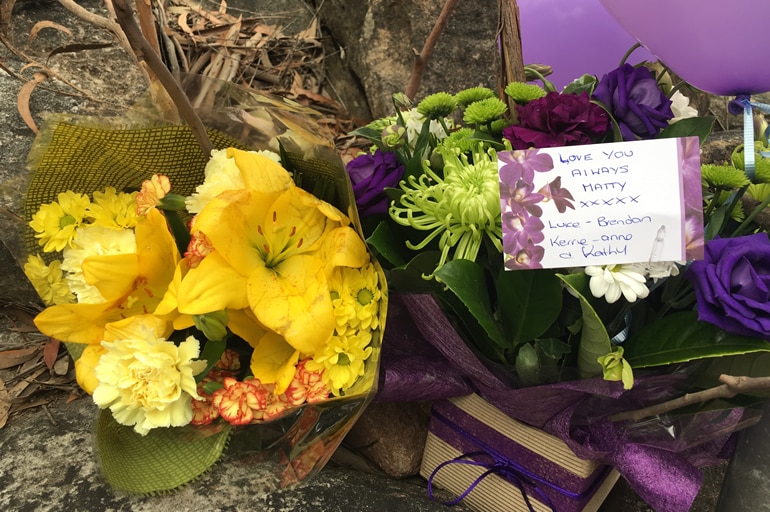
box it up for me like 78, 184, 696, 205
178, 185, 368, 354
33, 208, 180, 345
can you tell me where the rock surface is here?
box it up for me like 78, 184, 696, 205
311, 0, 499, 119
0, 1, 740, 511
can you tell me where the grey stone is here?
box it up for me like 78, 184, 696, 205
311, 0, 499, 118
345, 401, 432, 479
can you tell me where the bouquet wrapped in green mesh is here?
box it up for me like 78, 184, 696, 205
20, 75, 386, 494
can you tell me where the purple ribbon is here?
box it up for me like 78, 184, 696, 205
427, 411, 612, 511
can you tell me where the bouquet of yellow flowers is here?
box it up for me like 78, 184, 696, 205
20, 76, 386, 494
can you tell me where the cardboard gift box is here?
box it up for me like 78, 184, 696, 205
420, 393, 620, 512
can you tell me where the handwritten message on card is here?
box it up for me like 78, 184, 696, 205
498, 137, 703, 270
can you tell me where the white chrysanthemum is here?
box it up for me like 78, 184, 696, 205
60, 225, 136, 304
669, 91, 698, 124
584, 264, 649, 304
185, 148, 281, 214
93, 330, 206, 436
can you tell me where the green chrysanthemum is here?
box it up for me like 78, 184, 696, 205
416, 92, 458, 120
732, 143, 770, 183
463, 97, 508, 127
504, 82, 547, 104
455, 87, 496, 107
489, 119, 511, 136
389, 144, 503, 277
367, 115, 398, 132
701, 164, 750, 189
438, 127, 477, 154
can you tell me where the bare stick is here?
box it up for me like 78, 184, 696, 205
112, 0, 212, 158
609, 374, 770, 423
404, 0, 460, 100
497, 0, 525, 118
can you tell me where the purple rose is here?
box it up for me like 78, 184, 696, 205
346, 150, 404, 216
502, 92, 609, 150
687, 233, 770, 339
593, 63, 673, 140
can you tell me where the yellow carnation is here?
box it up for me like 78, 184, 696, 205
91, 316, 206, 435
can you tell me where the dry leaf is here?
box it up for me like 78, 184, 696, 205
42, 338, 60, 372
0, 346, 39, 370
0, 377, 9, 429
47, 42, 113, 60
17, 71, 48, 133
28, 20, 73, 43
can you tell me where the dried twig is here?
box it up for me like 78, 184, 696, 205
112, 0, 212, 158
404, 0, 459, 100
609, 374, 770, 423
497, 0, 525, 118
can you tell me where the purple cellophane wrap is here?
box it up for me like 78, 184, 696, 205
377, 293, 741, 512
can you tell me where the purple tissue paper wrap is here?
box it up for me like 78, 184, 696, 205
378, 293, 742, 512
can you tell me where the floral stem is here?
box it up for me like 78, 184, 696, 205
618, 43, 642, 67
112, 0, 212, 159
732, 191, 770, 237
608, 374, 770, 423
405, 0, 460, 100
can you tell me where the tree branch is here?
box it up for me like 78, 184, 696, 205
404, 0, 459, 100
497, 0, 525, 119
112, 0, 212, 158
609, 374, 770, 423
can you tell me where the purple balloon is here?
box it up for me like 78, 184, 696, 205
600, 0, 770, 96
519, 0, 655, 91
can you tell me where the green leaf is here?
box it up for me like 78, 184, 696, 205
623, 311, 770, 368
657, 116, 716, 143
496, 268, 562, 344
162, 209, 191, 258
535, 338, 572, 360
435, 259, 504, 346
557, 273, 611, 378
196, 338, 227, 383
366, 220, 410, 268
387, 252, 441, 293
562, 74, 598, 96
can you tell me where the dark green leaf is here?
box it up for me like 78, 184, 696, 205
535, 338, 572, 360
387, 252, 442, 293
435, 259, 504, 346
366, 220, 411, 268
496, 268, 562, 344
623, 311, 770, 368
657, 116, 716, 143
196, 339, 227, 383
162, 209, 191, 258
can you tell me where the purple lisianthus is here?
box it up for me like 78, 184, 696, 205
502, 92, 609, 150
593, 63, 673, 140
346, 149, 405, 217
687, 233, 770, 339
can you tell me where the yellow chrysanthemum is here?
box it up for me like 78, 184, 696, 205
306, 330, 372, 396
87, 187, 138, 229
23, 254, 74, 306
330, 264, 381, 334
29, 191, 91, 252
60, 225, 137, 304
